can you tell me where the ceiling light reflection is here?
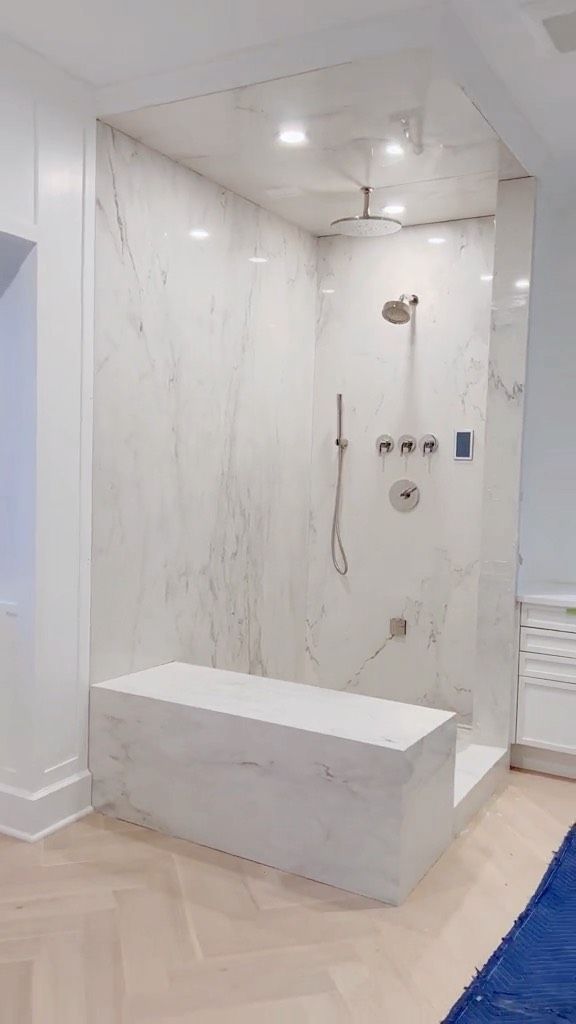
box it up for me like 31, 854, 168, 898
278, 128, 308, 145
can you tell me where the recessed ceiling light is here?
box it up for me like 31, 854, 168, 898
385, 143, 404, 156
481, 274, 493, 282
428, 236, 446, 245
383, 204, 405, 216
189, 228, 210, 240
515, 278, 530, 290
321, 288, 335, 294
249, 256, 268, 264
278, 128, 308, 145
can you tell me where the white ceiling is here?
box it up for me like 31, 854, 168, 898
455, 0, 576, 163
3, 0, 576, 179
0, 0, 427, 87
106, 55, 526, 236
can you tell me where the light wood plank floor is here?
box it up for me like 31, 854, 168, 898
0, 769, 573, 1023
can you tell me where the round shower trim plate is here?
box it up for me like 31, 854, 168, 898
389, 479, 420, 512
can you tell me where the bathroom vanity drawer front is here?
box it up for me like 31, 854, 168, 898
517, 676, 576, 755
520, 626, 576, 660
521, 603, 576, 633
518, 651, 576, 685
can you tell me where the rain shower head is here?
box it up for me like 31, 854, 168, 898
382, 294, 418, 325
331, 187, 402, 238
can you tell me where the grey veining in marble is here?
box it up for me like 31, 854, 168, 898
92, 125, 316, 684
305, 219, 494, 721
90, 662, 457, 904
93, 125, 518, 736
473, 178, 535, 746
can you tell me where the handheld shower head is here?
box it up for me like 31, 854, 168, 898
382, 294, 418, 325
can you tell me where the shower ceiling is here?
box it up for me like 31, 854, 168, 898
104, 51, 528, 237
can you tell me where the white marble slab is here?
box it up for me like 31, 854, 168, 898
90, 662, 456, 904
92, 124, 316, 685
473, 178, 535, 747
306, 218, 494, 722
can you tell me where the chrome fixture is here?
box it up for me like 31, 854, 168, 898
389, 479, 420, 512
331, 394, 349, 576
395, 112, 424, 156
331, 187, 402, 238
382, 293, 418, 325
376, 434, 394, 455
419, 434, 438, 455
398, 434, 416, 455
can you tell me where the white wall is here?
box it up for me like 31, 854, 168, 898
305, 219, 494, 720
0, 247, 36, 783
519, 182, 576, 588
92, 125, 316, 683
0, 246, 36, 605
0, 38, 94, 838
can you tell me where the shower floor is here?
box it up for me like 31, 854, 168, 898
454, 725, 508, 832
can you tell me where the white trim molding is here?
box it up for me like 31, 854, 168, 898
0, 771, 92, 842
0, 37, 95, 841
512, 744, 576, 780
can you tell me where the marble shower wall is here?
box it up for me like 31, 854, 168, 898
306, 220, 495, 720
474, 178, 535, 745
92, 125, 316, 683
93, 127, 499, 721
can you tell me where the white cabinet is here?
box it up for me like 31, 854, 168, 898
521, 603, 576, 633
516, 605, 576, 762
519, 650, 576, 684
520, 627, 576, 661
517, 677, 576, 755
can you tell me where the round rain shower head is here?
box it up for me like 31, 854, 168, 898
382, 294, 419, 325
332, 216, 402, 239
331, 187, 402, 238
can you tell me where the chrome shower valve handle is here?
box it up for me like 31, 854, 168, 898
419, 434, 438, 455
376, 434, 394, 455
398, 434, 416, 455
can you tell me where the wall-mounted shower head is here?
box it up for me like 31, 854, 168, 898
331, 187, 402, 238
382, 293, 419, 325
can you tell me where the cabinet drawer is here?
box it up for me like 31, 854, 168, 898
519, 651, 576, 685
521, 603, 576, 633
517, 676, 576, 755
520, 626, 576, 660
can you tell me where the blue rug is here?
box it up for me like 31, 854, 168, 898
443, 824, 576, 1023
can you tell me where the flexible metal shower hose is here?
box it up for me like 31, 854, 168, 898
331, 439, 349, 576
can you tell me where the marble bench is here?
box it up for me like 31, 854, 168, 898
89, 662, 456, 904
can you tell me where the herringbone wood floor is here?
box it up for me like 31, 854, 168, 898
0, 769, 573, 1023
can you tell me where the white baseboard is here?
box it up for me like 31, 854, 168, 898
0, 770, 93, 841
511, 744, 576, 780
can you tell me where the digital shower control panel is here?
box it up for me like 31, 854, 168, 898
454, 430, 474, 461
